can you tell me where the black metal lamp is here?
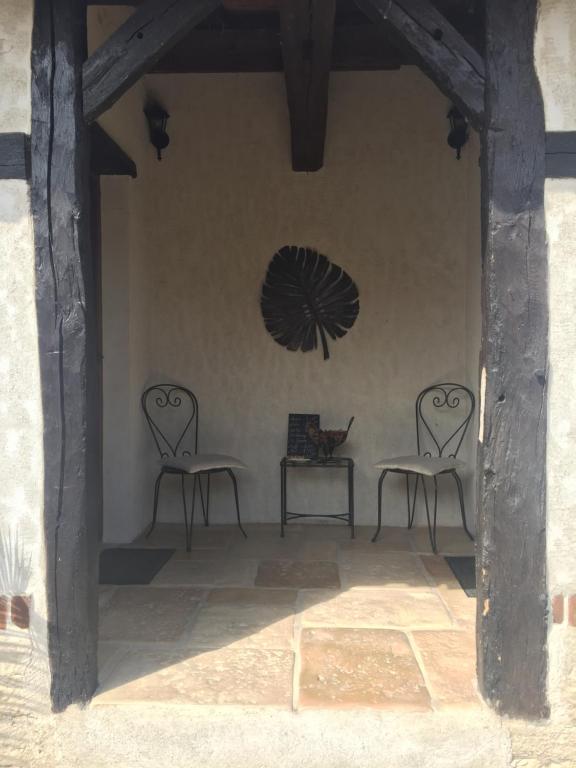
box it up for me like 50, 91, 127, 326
144, 102, 170, 160
447, 106, 469, 160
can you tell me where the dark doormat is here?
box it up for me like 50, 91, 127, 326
445, 556, 476, 598
99, 548, 175, 585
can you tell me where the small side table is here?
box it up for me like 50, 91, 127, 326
280, 456, 355, 538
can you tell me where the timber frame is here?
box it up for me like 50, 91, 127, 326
21, 0, 549, 717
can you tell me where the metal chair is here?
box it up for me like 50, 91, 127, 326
142, 384, 247, 551
372, 383, 475, 553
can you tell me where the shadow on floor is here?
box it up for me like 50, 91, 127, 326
96, 523, 478, 712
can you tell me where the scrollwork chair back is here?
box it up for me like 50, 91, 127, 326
415, 383, 475, 459
141, 384, 199, 460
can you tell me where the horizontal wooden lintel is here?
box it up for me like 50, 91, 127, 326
0, 133, 30, 180
545, 131, 576, 178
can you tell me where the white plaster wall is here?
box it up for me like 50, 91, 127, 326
534, 0, 576, 732
0, 0, 51, 732
98, 63, 482, 541
88, 8, 154, 543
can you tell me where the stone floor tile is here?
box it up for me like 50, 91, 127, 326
299, 627, 431, 710
153, 559, 257, 587
340, 527, 413, 552
339, 552, 429, 589
99, 587, 204, 642
299, 588, 452, 629
96, 647, 294, 707
138, 524, 233, 551
411, 630, 480, 707
98, 585, 116, 611
256, 560, 341, 589
231, 535, 340, 562
206, 588, 298, 605
283, 524, 354, 541
228, 535, 286, 559
171, 548, 230, 561
420, 556, 477, 628
410, 526, 475, 555
186, 589, 296, 650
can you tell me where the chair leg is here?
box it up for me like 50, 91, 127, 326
181, 474, 191, 552
147, 470, 164, 538
280, 462, 286, 538
372, 470, 388, 543
406, 473, 419, 529
421, 475, 438, 554
201, 474, 210, 527
227, 469, 247, 539
453, 470, 474, 541
187, 475, 199, 552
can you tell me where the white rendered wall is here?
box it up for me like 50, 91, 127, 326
0, 0, 51, 739
534, 0, 576, 729
94, 57, 482, 541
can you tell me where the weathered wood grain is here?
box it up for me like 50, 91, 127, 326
0, 133, 29, 179
31, 0, 99, 711
83, 0, 221, 123
355, 0, 485, 128
477, 0, 549, 720
279, 0, 336, 171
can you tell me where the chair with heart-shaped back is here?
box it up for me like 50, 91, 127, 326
142, 384, 247, 551
373, 383, 475, 553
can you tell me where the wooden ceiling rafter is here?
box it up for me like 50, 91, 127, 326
83, 0, 221, 123
279, 0, 337, 172
83, 0, 485, 170
354, 0, 485, 128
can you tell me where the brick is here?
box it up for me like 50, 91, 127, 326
0, 596, 8, 630
569, 595, 576, 628
552, 594, 564, 624
11, 595, 30, 629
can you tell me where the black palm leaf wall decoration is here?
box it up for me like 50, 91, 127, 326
261, 245, 360, 360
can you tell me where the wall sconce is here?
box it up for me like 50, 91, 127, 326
447, 106, 469, 160
144, 102, 170, 161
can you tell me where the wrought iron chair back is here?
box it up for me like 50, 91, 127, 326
415, 383, 475, 459
141, 384, 199, 460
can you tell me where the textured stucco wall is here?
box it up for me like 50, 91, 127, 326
508, 2, 576, 764
88, 8, 153, 543
97, 63, 482, 542
0, 0, 51, 754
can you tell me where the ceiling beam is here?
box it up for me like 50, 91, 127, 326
151, 24, 407, 73
355, 0, 485, 129
279, 0, 336, 172
83, 0, 221, 123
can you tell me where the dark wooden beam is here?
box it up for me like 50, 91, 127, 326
545, 131, 576, 178
91, 124, 137, 177
478, 0, 549, 719
83, 0, 221, 123
279, 0, 336, 172
0, 133, 30, 180
355, 0, 485, 128
151, 24, 406, 73
31, 0, 99, 711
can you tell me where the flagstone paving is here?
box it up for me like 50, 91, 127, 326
97, 524, 480, 712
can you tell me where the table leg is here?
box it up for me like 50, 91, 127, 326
349, 462, 355, 539
280, 463, 286, 537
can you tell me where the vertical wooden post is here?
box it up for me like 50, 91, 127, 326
478, 0, 549, 719
31, 0, 99, 710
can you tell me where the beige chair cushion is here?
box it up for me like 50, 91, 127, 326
162, 454, 247, 474
374, 455, 465, 476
